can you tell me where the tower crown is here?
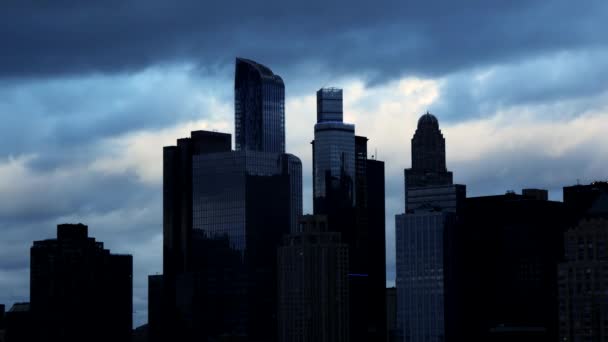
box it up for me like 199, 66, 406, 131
411, 112, 446, 172
417, 112, 439, 129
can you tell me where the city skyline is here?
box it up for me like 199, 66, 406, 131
2, 1, 608, 329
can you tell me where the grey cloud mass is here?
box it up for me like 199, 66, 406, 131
2, 1, 607, 84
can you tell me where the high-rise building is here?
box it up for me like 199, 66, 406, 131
313, 88, 356, 214
235, 57, 285, 153
311, 88, 386, 342
563, 181, 608, 219
386, 287, 398, 342
278, 215, 349, 342
452, 191, 572, 342
30, 224, 132, 342
4, 303, 31, 342
395, 112, 465, 342
158, 58, 302, 341
559, 194, 608, 341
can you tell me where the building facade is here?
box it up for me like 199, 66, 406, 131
396, 112, 465, 342
311, 88, 386, 342
158, 58, 302, 341
559, 195, 608, 341
278, 215, 349, 342
235, 57, 285, 153
30, 224, 132, 342
453, 192, 571, 342
312, 88, 356, 213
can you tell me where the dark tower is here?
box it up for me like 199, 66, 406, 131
30, 224, 132, 342
312, 88, 386, 342
396, 113, 465, 342
278, 215, 349, 342
405, 112, 453, 200
235, 57, 285, 153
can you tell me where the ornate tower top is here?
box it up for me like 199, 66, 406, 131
411, 112, 447, 172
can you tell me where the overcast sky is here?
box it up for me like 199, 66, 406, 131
1, 0, 608, 327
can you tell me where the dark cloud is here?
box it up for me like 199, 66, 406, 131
2, 0, 607, 84
434, 49, 608, 121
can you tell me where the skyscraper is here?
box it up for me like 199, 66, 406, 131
313, 88, 356, 214
235, 57, 285, 153
30, 224, 132, 342
451, 192, 571, 342
278, 215, 349, 342
158, 58, 302, 341
559, 194, 608, 341
312, 88, 386, 342
395, 112, 465, 342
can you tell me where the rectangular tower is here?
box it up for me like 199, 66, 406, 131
30, 224, 133, 342
396, 113, 465, 342
278, 215, 349, 342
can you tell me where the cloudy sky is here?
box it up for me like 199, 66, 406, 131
1, 0, 608, 326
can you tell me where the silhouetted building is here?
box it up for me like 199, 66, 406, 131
564, 181, 608, 219
4, 303, 31, 342
404, 112, 453, 191
559, 194, 608, 341
0, 304, 5, 342
278, 215, 349, 342
148, 275, 163, 342
522, 188, 549, 201
396, 112, 465, 342
451, 191, 572, 342
386, 287, 398, 342
235, 57, 285, 153
311, 88, 386, 342
30, 224, 132, 342
159, 59, 302, 342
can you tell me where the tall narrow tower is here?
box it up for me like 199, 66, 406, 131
396, 112, 465, 342
234, 57, 285, 153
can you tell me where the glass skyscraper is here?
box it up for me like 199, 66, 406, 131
312, 88, 356, 213
312, 88, 387, 342
192, 150, 302, 250
235, 57, 285, 153
158, 58, 302, 341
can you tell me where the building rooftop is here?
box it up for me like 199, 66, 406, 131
417, 112, 439, 128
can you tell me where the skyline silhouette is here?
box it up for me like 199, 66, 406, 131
1, 1, 608, 335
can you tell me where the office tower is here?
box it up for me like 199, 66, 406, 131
277, 215, 349, 342
395, 112, 465, 342
4, 303, 32, 342
313, 88, 356, 214
451, 191, 571, 342
147, 275, 163, 342
559, 194, 608, 341
386, 287, 398, 342
564, 181, 608, 219
311, 88, 386, 342
404, 112, 452, 192
159, 58, 302, 341
235, 57, 285, 153
30, 224, 133, 342
162, 130, 302, 341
